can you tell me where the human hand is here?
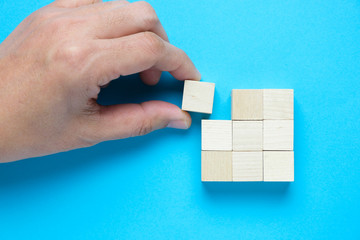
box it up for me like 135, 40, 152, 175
0, 0, 201, 162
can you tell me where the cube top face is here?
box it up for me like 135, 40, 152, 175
232, 121, 263, 151
263, 120, 293, 151
182, 80, 215, 114
232, 89, 263, 120
231, 89, 294, 120
264, 151, 294, 182
263, 89, 294, 120
233, 152, 263, 181
201, 120, 232, 151
201, 151, 232, 182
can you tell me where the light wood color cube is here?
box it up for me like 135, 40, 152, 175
201, 151, 232, 182
233, 121, 263, 151
182, 80, 215, 114
264, 151, 294, 182
231, 89, 263, 120
263, 120, 293, 150
233, 152, 263, 181
263, 89, 294, 119
201, 120, 232, 151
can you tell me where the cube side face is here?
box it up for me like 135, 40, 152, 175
233, 121, 263, 151
233, 152, 263, 181
201, 120, 232, 151
201, 151, 232, 182
263, 89, 294, 120
263, 120, 293, 150
231, 89, 263, 120
182, 80, 215, 114
264, 151, 294, 182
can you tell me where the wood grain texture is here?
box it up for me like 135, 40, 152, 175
201, 120, 232, 151
231, 89, 263, 120
263, 151, 294, 182
182, 80, 215, 114
233, 121, 263, 151
263, 120, 293, 150
233, 152, 263, 181
201, 151, 232, 182
263, 89, 294, 119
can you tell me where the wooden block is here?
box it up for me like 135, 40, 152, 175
263, 89, 294, 119
233, 121, 263, 151
233, 152, 263, 181
182, 80, 215, 114
263, 120, 293, 150
202, 151, 232, 182
201, 120, 232, 151
231, 89, 263, 120
264, 151, 294, 182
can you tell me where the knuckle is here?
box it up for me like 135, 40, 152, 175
138, 2, 159, 28
30, 9, 53, 22
140, 32, 165, 56
51, 42, 90, 68
137, 1, 155, 13
135, 118, 153, 136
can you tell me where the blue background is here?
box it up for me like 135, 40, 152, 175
1, 0, 360, 239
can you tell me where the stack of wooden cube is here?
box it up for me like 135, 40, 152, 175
201, 89, 294, 182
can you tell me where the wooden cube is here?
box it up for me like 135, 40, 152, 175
231, 89, 263, 120
233, 121, 263, 151
264, 151, 294, 182
263, 120, 293, 150
201, 120, 232, 151
201, 151, 232, 182
182, 80, 215, 114
233, 152, 263, 181
263, 89, 294, 119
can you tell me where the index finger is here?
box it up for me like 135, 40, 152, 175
92, 32, 201, 86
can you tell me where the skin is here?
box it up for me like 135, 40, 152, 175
0, 0, 201, 162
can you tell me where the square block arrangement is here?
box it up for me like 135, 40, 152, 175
201, 89, 294, 182
182, 80, 215, 114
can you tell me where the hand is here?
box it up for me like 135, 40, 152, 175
0, 0, 201, 162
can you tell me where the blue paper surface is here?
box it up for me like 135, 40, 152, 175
1, 0, 360, 239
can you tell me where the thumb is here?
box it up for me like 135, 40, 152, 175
89, 100, 191, 142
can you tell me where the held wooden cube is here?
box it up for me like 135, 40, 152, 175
264, 151, 294, 182
182, 80, 215, 114
233, 121, 263, 151
233, 152, 263, 181
263, 120, 293, 150
263, 89, 294, 119
201, 120, 232, 151
201, 151, 232, 182
231, 89, 263, 120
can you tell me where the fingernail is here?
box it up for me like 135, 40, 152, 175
167, 113, 191, 129
195, 69, 202, 80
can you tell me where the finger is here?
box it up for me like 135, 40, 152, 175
139, 68, 162, 86
53, 0, 102, 8
72, 0, 129, 16
89, 101, 191, 142
92, 1, 169, 41
93, 32, 201, 86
